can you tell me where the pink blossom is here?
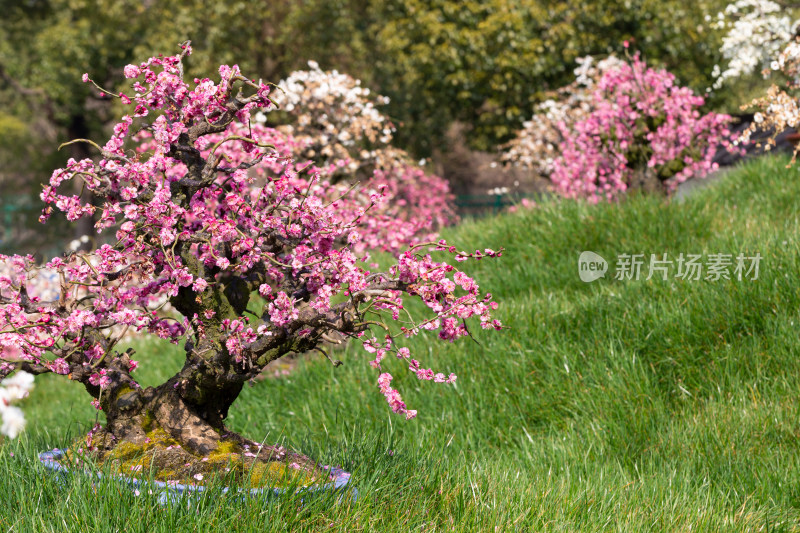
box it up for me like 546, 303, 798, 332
123, 65, 141, 79
548, 53, 735, 201
267, 292, 299, 327
50, 358, 69, 375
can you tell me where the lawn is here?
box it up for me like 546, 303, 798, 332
4, 154, 800, 531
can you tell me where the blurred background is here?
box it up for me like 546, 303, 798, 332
0, 0, 775, 256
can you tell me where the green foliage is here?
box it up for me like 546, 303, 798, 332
368, 0, 556, 154
0, 0, 369, 127
0, 0, 739, 158
0, 112, 69, 255
368, 0, 731, 154
0, 114, 34, 169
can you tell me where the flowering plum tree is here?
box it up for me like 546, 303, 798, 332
504, 51, 737, 203
0, 45, 501, 472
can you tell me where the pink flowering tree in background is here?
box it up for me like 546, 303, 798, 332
504, 51, 737, 204
256, 61, 456, 253
0, 45, 501, 470
501, 55, 626, 184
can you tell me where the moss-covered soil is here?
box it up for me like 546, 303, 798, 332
61, 424, 326, 490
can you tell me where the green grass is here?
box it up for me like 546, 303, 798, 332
5, 154, 800, 531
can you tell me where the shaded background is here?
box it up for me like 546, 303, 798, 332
0, 0, 765, 256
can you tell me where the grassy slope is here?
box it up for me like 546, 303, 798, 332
4, 154, 800, 531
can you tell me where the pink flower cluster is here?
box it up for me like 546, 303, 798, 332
185, 121, 455, 255
549, 53, 737, 202
330, 166, 455, 254
0, 46, 502, 418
